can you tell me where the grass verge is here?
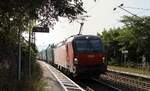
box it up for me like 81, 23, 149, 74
21, 62, 46, 91
108, 65, 150, 77
0, 62, 46, 91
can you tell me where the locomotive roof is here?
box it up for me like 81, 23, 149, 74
73, 35, 100, 40
65, 35, 100, 42
55, 35, 101, 47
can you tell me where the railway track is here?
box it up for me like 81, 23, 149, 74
108, 69, 150, 83
76, 78, 121, 91
91, 78, 121, 91
42, 61, 150, 91
98, 71, 150, 91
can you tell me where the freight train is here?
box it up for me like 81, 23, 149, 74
38, 35, 107, 77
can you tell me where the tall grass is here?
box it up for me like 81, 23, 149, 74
0, 62, 45, 91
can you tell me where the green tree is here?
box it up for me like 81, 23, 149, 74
0, 0, 86, 29
120, 16, 150, 68
0, 0, 87, 88
99, 28, 121, 66
100, 16, 150, 68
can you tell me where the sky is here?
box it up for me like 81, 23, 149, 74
35, 0, 150, 51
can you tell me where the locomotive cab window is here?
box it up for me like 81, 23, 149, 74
74, 39, 103, 53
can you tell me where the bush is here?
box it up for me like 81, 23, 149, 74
126, 61, 136, 68
108, 58, 120, 66
0, 40, 41, 91
19, 62, 44, 91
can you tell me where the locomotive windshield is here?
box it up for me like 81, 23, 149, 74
74, 39, 103, 53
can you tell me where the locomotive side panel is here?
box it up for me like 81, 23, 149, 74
54, 45, 67, 68
66, 42, 74, 72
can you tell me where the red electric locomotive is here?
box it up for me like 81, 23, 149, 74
53, 35, 107, 77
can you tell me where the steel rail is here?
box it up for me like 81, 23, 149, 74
91, 78, 122, 91
100, 71, 150, 91
108, 69, 150, 79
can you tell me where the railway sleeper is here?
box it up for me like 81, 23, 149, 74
122, 80, 149, 91
101, 74, 150, 91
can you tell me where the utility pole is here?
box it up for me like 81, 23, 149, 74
33, 32, 36, 45
28, 26, 31, 79
18, 27, 21, 80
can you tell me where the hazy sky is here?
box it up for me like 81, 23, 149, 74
35, 0, 150, 51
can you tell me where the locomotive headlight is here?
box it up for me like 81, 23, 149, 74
74, 58, 78, 65
102, 57, 105, 63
